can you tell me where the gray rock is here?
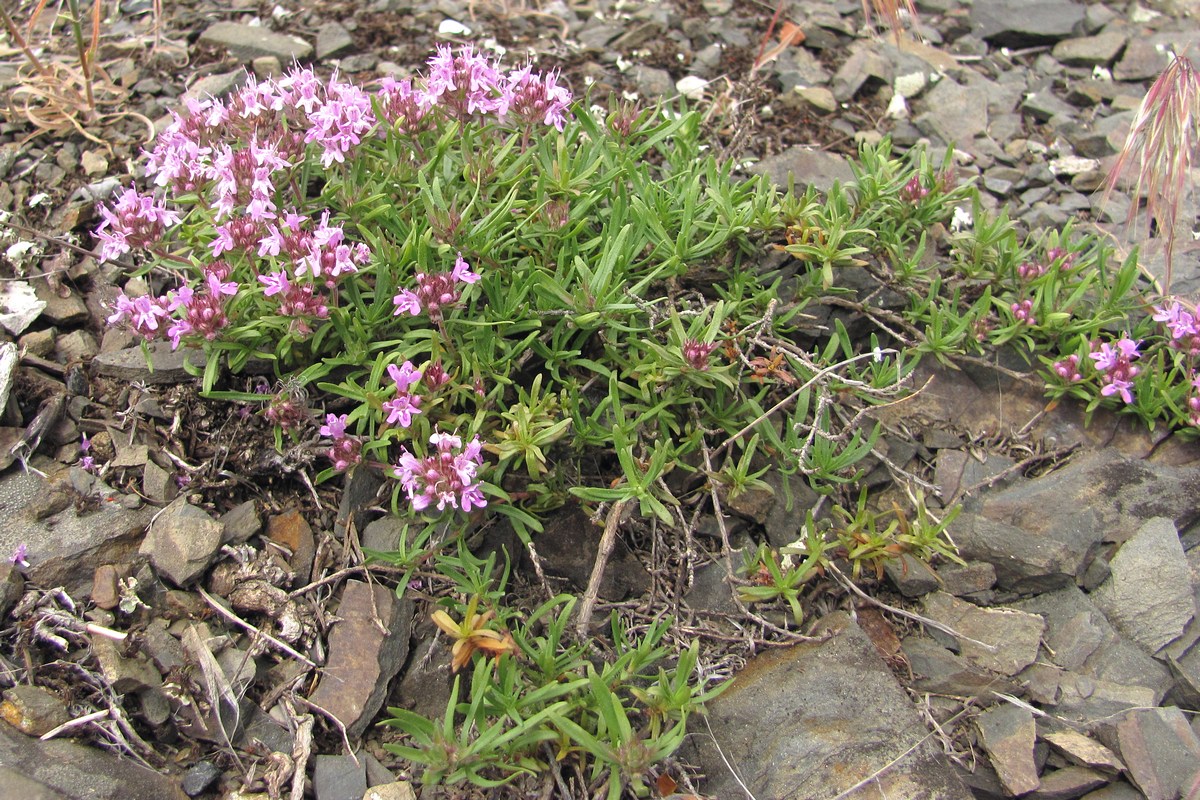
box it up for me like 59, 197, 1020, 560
1043, 730, 1125, 774
184, 70, 247, 102
1033, 766, 1110, 799
1114, 38, 1172, 81
976, 703, 1040, 796
219, 500, 261, 544
1051, 32, 1128, 67
315, 22, 354, 60
1091, 517, 1195, 654
1095, 707, 1200, 800
308, 580, 413, 740
971, 0, 1086, 47
914, 78, 990, 151
922, 592, 1045, 676
55, 330, 98, 362
936, 561, 997, 598
884, 553, 941, 598
0, 561, 23, 619
1080, 782, 1146, 800
1022, 89, 1078, 122
686, 612, 972, 799
138, 497, 224, 586
831, 42, 893, 102
748, 146, 855, 193
901, 637, 1022, 697
361, 516, 404, 552
33, 281, 88, 326
91, 341, 206, 385
314, 754, 367, 800
239, 700, 294, 754
181, 761, 221, 797
1013, 585, 1173, 701
968, 449, 1200, 590
0, 684, 71, 736
0, 720, 186, 799
93, 635, 162, 693
142, 460, 175, 505
632, 65, 673, 100
0, 464, 154, 597
199, 22, 313, 62
140, 618, 186, 673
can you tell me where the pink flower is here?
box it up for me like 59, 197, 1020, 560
94, 188, 181, 261
394, 432, 487, 513
259, 271, 291, 297
320, 413, 349, 439
682, 339, 718, 371
388, 361, 423, 393
392, 254, 480, 323
504, 63, 573, 131
1089, 336, 1141, 405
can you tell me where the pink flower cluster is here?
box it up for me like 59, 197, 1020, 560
95, 188, 181, 261
320, 413, 362, 471
107, 265, 235, 349
1152, 301, 1200, 356
1010, 299, 1036, 326
682, 339, 718, 371
1089, 336, 1141, 404
393, 254, 481, 324
382, 361, 423, 428
1052, 353, 1082, 383
394, 432, 487, 512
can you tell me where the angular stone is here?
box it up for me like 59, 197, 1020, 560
884, 553, 941, 598
266, 508, 314, 583
0, 463, 154, 597
748, 146, 855, 194
970, 0, 1086, 47
922, 592, 1045, 676
1051, 32, 1128, 67
831, 42, 893, 101
0, 685, 70, 736
308, 581, 413, 740
686, 612, 972, 799
1096, 708, 1200, 800
314, 754, 367, 800
1014, 585, 1173, 702
364, 782, 417, 800
220, 500, 261, 544
33, 280, 88, 326
361, 516, 405, 552
199, 22, 312, 62
1114, 38, 1172, 81
182, 761, 221, 797
92, 341, 206, 385
0, 720, 187, 799
55, 330, 98, 362
0, 562, 22, 619
315, 22, 353, 60
936, 561, 997, 598
976, 703, 1040, 795
914, 78, 989, 151
142, 460, 176, 505
139, 497, 225, 586
1043, 730, 1125, 774
1092, 518, 1194, 654
91, 563, 121, 610
93, 636, 162, 693
901, 637, 1021, 697
1031, 766, 1109, 799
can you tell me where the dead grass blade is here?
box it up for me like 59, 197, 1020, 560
1102, 51, 1200, 295
862, 0, 921, 43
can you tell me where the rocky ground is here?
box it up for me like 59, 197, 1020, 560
2, 0, 1200, 798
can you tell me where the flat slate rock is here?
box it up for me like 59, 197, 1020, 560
199, 21, 313, 62
91, 341, 206, 385
686, 611, 972, 800
307, 580, 413, 740
0, 719, 186, 799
